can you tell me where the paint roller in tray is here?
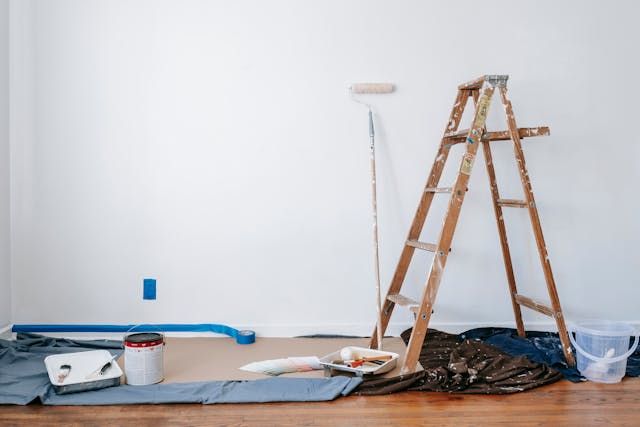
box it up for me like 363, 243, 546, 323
349, 82, 395, 351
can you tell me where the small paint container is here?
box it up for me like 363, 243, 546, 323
124, 332, 164, 385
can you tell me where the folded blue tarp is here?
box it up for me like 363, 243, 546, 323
0, 333, 361, 405
40, 376, 360, 406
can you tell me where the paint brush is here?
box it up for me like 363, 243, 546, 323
57, 364, 71, 383
331, 355, 393, 367
85, 354, 118, 379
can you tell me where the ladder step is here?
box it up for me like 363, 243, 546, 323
387, 294, 420, 314
514, 294, 555, 317
425, 187, 453, 193
443, 127, 550, 144
443, 128, 473, 139
497, 199, 528, 208
406, 240, 437, 252
487, 127, 550, 141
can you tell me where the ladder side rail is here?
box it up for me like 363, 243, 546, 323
498, 87, 575, 366
473, 87, 526, 338
481, 140, 526, 337
401, 86, 495, 374
370, 89, 471, 349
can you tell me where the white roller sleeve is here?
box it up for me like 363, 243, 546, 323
350, 83, 395, 94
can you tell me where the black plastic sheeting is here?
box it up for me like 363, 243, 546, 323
356, 329, 562, 395
356, 327, 640, 395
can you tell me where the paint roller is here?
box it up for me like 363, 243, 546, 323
349, 82, 395, 350
350, 83, 395, 95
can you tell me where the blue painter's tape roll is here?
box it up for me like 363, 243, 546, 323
235, 329, 256, 344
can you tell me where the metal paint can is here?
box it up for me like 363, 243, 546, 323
124, 332, 164, 385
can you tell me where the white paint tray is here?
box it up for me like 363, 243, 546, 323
319, 346, 398, 377
44, 350, 122, 395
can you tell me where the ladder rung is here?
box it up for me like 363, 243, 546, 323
406, 240, 437, 252
497, 199, 528, 208
514, 294, 555, 317
444, 127, 550, 144
387, 294, 420, 314
443, 128, 472, 139
425, 187, 453, 193
487, 127, 550, 141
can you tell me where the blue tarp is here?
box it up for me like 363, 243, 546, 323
0, 333, 361, 405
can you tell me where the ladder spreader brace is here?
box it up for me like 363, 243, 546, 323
371, 75, 575, 375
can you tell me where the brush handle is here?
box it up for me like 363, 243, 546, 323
85, 354, 117, 379
347, 355, 393, 368
358, 355, 393, 362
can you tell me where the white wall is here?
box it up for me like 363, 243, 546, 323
9, 0, 640, 336
0, 0, 10, 329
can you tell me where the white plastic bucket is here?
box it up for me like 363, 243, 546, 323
569, 320, 638, 383
124, 332, 164, 385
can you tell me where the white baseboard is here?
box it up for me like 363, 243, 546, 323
2, 321, 549, 340
10, 321, 638, 340
242, 320, 560, 337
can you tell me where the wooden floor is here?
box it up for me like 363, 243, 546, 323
1, 377, 639, 426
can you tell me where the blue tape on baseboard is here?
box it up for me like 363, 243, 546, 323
11, 324, 256, 345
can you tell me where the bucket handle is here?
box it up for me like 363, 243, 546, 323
568, 325, 639, 364
124, 324, 165, 336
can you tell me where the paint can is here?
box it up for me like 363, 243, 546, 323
124, 332, 164, 385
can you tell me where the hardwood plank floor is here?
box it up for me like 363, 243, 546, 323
1, 378, 638, 426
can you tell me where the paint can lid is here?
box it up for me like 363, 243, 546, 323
125, 332, 163, 343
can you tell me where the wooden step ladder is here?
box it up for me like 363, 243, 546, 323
371, 75, 575, 374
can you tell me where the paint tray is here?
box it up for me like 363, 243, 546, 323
44, 350, 122, 395
318, 346, 398, 377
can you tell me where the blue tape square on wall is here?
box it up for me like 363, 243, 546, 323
143, 278, 156, 300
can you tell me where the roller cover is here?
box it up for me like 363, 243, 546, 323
350, 83, 395, 94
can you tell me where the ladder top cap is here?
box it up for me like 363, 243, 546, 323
459, 75, 509, 90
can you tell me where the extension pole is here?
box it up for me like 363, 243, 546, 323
369, 108, 383, 350
349, 82, 394, 351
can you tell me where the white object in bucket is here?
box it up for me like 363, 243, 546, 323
124, 332, 164, 385
569, 320, 639, 383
